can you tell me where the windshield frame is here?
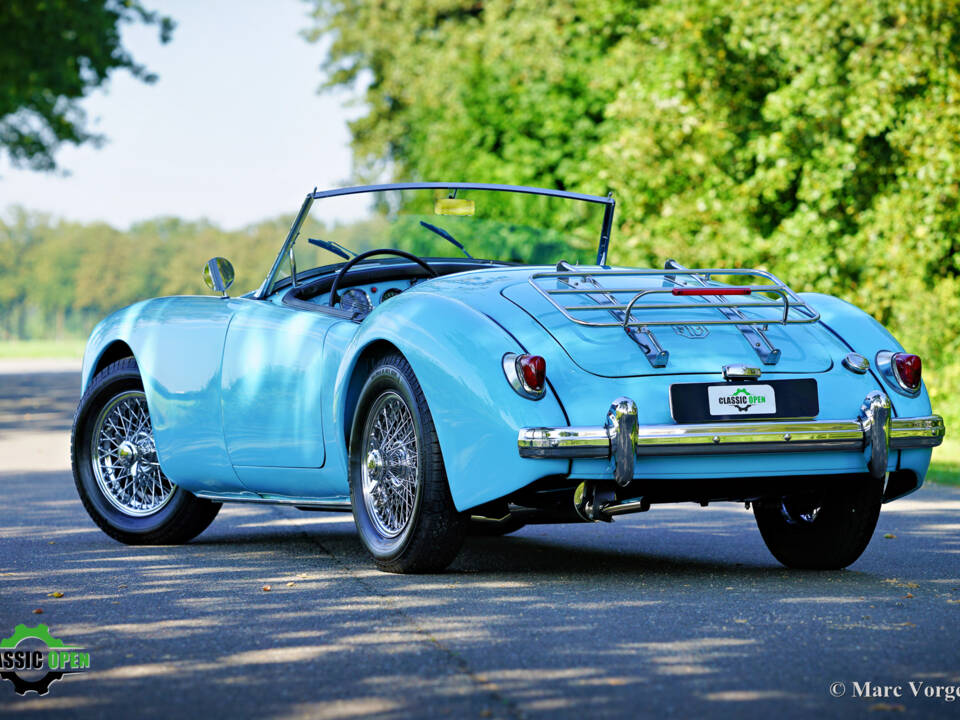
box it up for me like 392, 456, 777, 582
255, 182, 616, 299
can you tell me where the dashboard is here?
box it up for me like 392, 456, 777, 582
308, 278, 418, 314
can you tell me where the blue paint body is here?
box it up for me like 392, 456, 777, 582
81, 265, 936, 512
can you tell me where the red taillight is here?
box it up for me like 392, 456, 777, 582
893, 353, 922, 390
517, 354, 546, 392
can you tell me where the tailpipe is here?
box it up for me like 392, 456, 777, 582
573, 481, 650, 522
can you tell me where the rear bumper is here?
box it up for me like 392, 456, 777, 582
517, 391, 945, 485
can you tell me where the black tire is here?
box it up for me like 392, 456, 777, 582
71, 357, 221, 545
753, 479, 883, 570
468, 515, 526, 537
349, 352, 467, 573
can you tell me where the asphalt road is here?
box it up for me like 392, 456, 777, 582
1, 364, 958, 719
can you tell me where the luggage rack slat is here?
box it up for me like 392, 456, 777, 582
552, 260, 668, 366
529, 262, 819, 368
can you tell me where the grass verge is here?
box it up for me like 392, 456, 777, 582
929, 438, 960, 487
0, 339, 85, 360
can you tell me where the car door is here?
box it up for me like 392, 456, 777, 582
219, 297, 335, 494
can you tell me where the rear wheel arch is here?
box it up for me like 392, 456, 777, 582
342, 339, 403, 448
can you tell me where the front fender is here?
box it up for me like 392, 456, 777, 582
80, 296, 243, 493
333, 293, 569, 511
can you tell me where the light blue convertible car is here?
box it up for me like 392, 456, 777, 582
72, 183, 945, 572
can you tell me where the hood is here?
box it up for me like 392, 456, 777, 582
499, 272, 835, 378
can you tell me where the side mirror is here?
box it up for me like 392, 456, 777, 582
202, 257, 235, 296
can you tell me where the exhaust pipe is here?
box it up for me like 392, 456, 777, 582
573, 481, 650, 522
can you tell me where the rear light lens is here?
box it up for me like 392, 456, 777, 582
517, 355, 546, 392
877, 350, 923, 397
893, 352, 922, 391
502, 353, 547, 399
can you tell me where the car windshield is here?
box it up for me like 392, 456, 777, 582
260, 184, 614, 296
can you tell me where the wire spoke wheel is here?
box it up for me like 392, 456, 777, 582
361, 390, 420, 538
90, 390, 175, 517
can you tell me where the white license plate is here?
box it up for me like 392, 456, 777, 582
707, 384, 777, 416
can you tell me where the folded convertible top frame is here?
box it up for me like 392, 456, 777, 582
530, 260, 820, 368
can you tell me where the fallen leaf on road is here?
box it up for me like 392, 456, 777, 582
883, 579, 919, 589
47, 591, 63, 598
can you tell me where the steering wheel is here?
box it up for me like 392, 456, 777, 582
328, 249, 438, 306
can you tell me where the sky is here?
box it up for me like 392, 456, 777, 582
0, 0, 357, 230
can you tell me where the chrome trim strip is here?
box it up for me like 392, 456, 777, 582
518, 396, 944, 467
890, 415, 946, 448
195, 491, 352, 510
634, 420, 866, 454
518, 426, 611, 458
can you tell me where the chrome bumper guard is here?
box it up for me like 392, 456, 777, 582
517, 391, 945, 486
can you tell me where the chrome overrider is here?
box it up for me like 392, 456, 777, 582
517, 391, 945, 486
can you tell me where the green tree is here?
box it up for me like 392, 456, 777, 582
0, 0, 174, 171
307, 0, 960, 425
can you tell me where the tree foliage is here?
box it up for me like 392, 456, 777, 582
308, 0, 960, 424
0, 0, 174, 171
0, 211, 286, 339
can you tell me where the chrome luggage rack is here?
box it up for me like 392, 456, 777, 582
529, 259, 820, 368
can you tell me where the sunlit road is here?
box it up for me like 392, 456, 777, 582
1, 364, 958, 719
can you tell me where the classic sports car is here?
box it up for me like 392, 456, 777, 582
72, 183, 945, 573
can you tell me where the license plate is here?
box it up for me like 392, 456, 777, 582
670, 379, 819, 423
708, 384, 776, 416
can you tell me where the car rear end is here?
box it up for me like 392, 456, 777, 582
489, 262, 944, 519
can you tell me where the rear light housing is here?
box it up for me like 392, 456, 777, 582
502, 353, 547, 400
876, 350, 922, 397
